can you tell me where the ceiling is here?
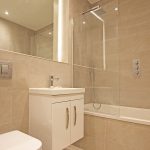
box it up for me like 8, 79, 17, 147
0, 0, 53, 31
88, 0, 100, 4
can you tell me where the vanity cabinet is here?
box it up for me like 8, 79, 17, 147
52, 99, 84, 150
29, 88, 85, 150
70, 99, 84, 144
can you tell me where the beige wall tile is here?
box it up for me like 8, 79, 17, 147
74, 115, 106, 150
0, 50, 72, 133
106, 119, 150, 150
73, 0, 120, 106
0, 0, 90, 134
69, 0, 90, 18
0, 87, 12, 126
75, 115, 150, 150
73, 0, 150, 149
84, 88, 93, 104
120, 89, 150, 108
0, 17, 35, 55
117, 0, 150, 108
12, 89, 29, 133
94, 87, 119, 105
73, 65, 92, 88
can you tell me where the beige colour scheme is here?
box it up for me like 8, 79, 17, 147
65, 145, 83, 150
0, 0, 70, 63
0, 50, 72, 134
0, 0, 78, 134
74, 114, 150, 150
0, 17, 54, 59
69, 0, 90, 18
73, 0, 119, 105
0, 0, 53, 30
88, 0, 100, 4
72, 0, 150, 149
119, 0, 150, 109
0, 17, 35, 55
35, 25, 53, 60
73, 0, 150, 108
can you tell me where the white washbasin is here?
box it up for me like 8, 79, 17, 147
29, 87, 85, 95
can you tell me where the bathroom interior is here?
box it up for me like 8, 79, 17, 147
0, 0, 150, 149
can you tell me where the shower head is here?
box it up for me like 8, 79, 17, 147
93, 7, 106, 16
82, 5, 105, 16
82, 5, 105, 22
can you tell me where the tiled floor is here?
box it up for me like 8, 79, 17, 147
65, 145, 83, 150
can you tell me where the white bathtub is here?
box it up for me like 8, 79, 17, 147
84, 103, 150, 126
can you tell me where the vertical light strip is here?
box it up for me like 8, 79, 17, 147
90, 11, 106, 71
58, 0, 63, 62
103, 21, 106, 71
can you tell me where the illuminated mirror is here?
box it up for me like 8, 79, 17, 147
0, 0, 69, 63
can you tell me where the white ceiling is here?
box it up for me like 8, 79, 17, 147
0, 0, 53, 31
88, 0, 100, 4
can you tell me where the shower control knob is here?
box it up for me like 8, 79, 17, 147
133, 59, 140, 77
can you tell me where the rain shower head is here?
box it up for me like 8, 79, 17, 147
93, 7, 106, 16
82, 5, 106, 16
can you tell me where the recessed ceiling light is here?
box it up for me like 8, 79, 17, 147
82, 21, 86, 24
114, 7, 118, 11
49, 32, 52, 35
4, 10, 9, 15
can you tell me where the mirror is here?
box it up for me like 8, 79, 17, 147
0, 0, 69, 63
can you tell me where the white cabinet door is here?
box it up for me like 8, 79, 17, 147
52, 101, 71, 150
71, 99, 84, 144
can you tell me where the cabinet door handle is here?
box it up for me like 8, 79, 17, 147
74, 106, 77, 126
66, 108, 69, 129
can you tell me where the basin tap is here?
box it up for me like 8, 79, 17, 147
49, 75, 59, 87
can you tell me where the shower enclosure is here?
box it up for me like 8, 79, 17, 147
73, 0, 120, 116
73, 0, 150, 149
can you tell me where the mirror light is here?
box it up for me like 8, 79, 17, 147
58, 0, 63, 62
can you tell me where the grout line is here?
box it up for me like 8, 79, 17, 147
73, 63, 103, 71
75, 86, 113, 89
0, 49, 70, 65
104, 119, 108, 150
73, 64, 119, 73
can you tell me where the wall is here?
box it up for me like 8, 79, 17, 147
73, 0, 119, 105
0, 50, 72, 134
0, 17, 55, 60
35, 25, 53, 60
74, 115, 150, 150
0, 0, 77, 134
73, 0, 150, 108
119, 0, 150, 108
73, 0, 150, 149
0, 1, 73, 133
69, 0, 91, 18
0, 17, 35, 55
